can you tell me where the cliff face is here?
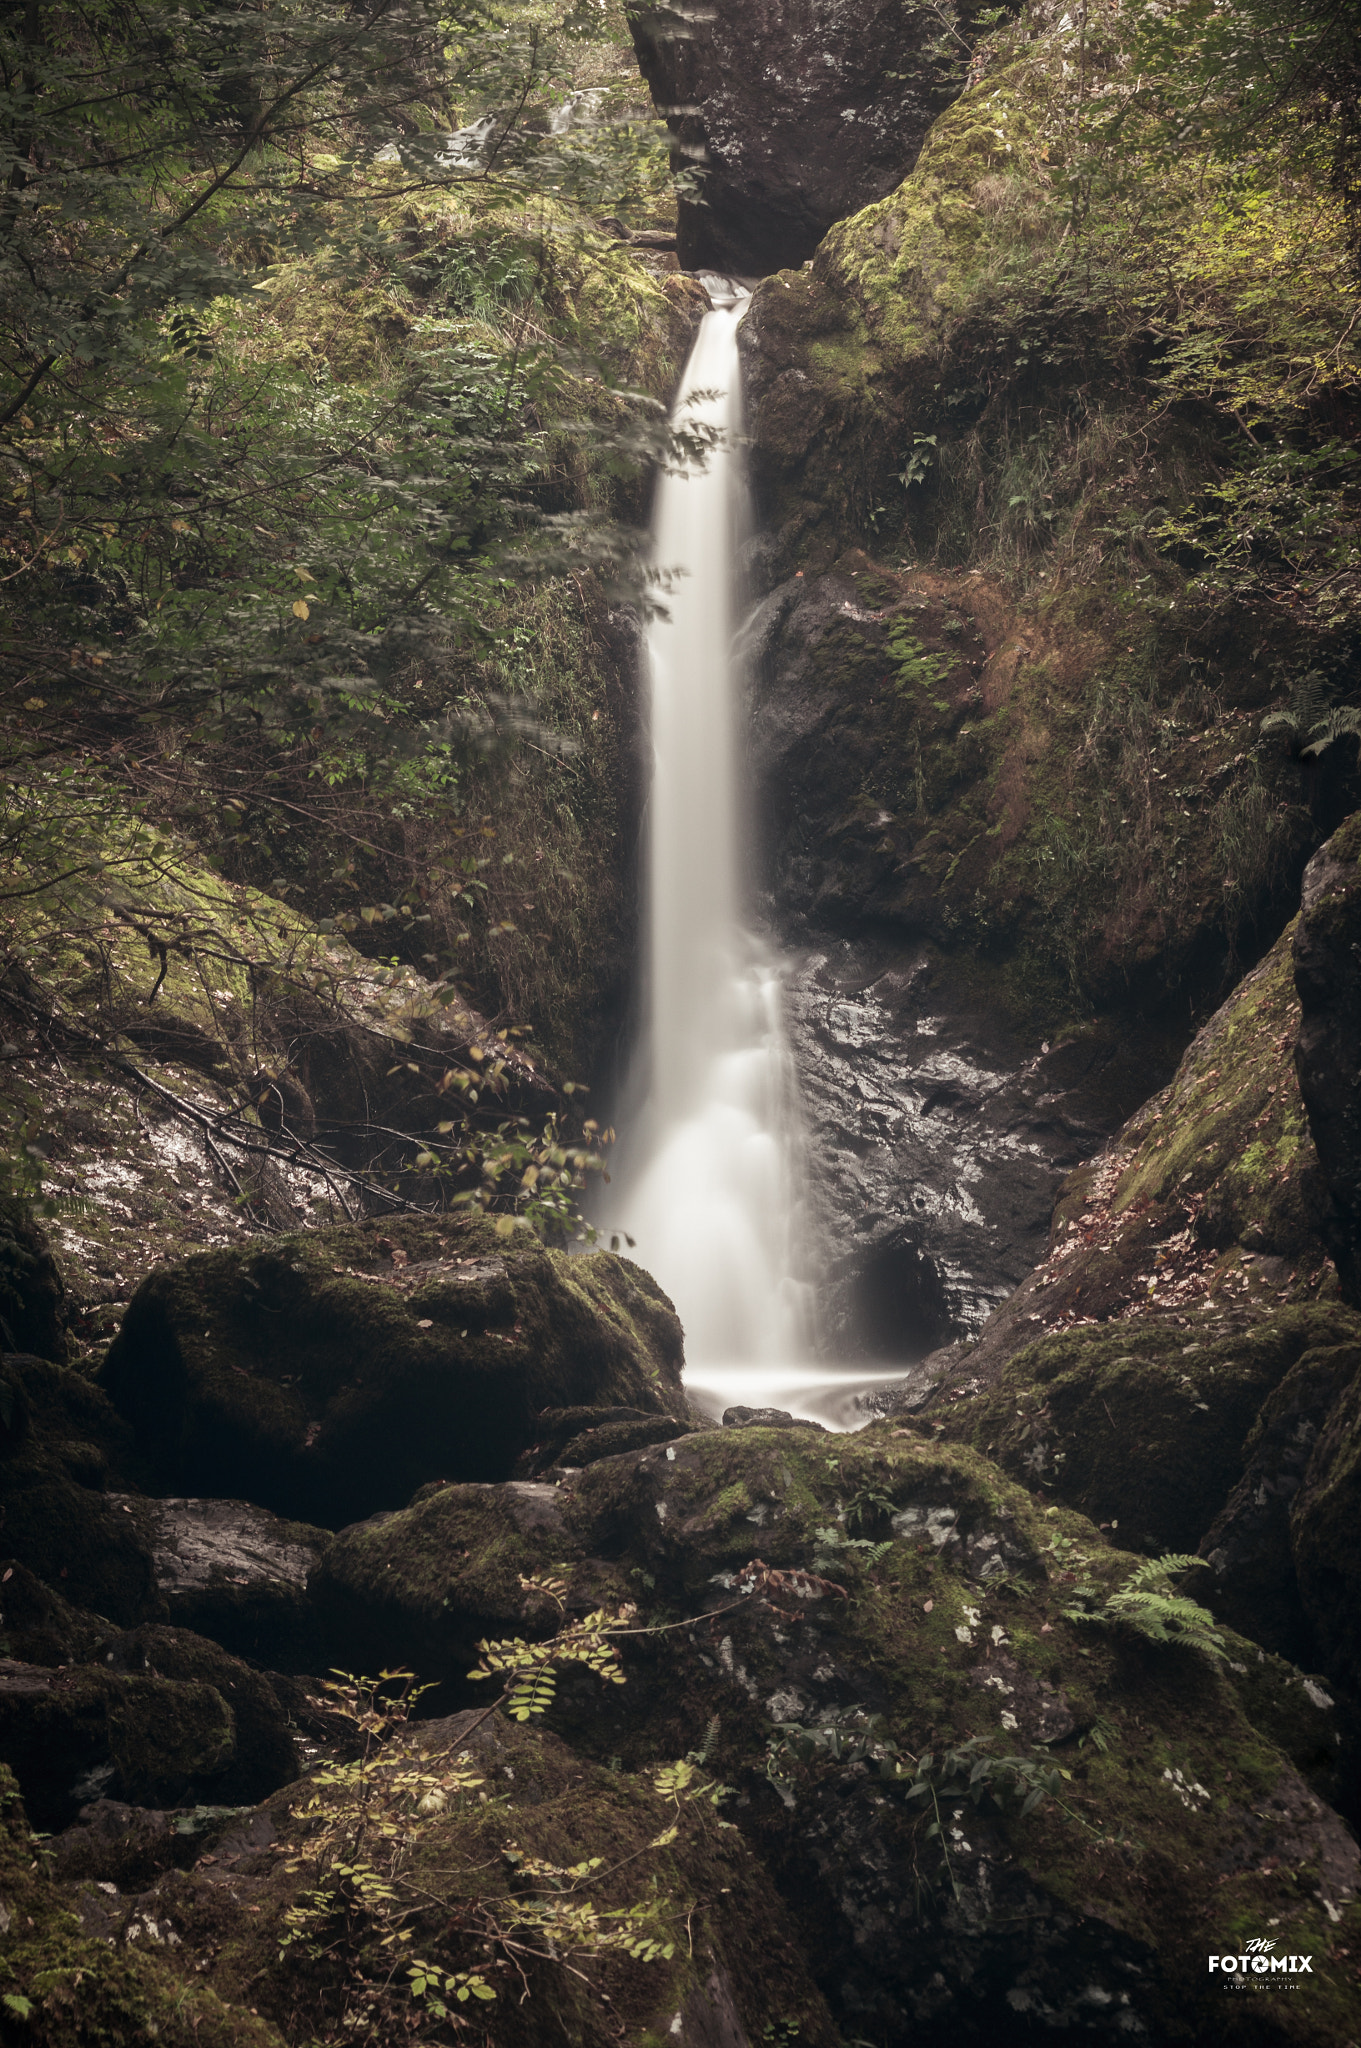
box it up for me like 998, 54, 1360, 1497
723, 3, 1361, 1361
629, 0, 973, 274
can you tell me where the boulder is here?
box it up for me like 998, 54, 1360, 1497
910, 912, 1339, 1404
1291, 1365, 1361, 1703
290, 1422, 1361, 2041
99, 1215, 685, 1526
1293, 812, 1361, 1306
0, 1560, 115, 1666
114, 1495, 331, 1669
13, 1721, 839, 2048
931, 1304, 1361, 1557
0, 1624, 297, 1830
1199, 1341, 1361, 1670
629, 0, 963, 274
511, 1404, 697, 1478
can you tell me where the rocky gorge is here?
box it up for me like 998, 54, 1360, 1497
4, 1, 1361, 2045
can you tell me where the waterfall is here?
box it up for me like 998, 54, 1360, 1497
603, 284, 891, 1428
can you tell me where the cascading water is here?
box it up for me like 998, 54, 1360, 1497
602, 283, 897, 1429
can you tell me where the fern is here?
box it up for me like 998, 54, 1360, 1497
1068, 1553, 1225, 1659
1260, 675, 1361, 760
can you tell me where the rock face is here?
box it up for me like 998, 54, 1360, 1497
1293, 813, 1361, 1307
784, 941, 1162, 1356
629, 0, 963, 274
740, 553, 1314, 1359
98, 1216, 686, 1526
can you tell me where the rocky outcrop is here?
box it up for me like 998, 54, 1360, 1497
742, 552, 1324, 1359
1293, 812, 1361, 1306
901, 909, 1336, 1401
98, 1216, 685, 1526
227, 1424, 1361, 2042
629, 0, 964, 275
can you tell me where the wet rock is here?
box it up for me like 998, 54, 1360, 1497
1293, 811, 1361, 1306
909, 915, 1337, 1402
116, 1495, 331, 1669
722, 1406, 824, 1430
784, 942, 1155, 1358
629, 0, 962, 274
99, 1215, 684, 1526
512, 1404, 696, 1478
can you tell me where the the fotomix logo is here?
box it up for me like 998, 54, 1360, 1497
1209, 1938, 1313, 1991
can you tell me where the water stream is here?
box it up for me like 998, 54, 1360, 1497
601, 285, 900, 1430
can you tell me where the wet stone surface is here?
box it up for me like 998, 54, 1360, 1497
782, 940, 1163, 1364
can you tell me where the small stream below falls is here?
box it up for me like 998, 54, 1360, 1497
599, 284, 903, 1430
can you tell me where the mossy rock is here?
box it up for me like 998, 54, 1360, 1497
99, 1215, 684, 1526
0, 1623, 296, 1830
0, 1764, 286, 2047
310, 1475, 633, 1686
0, 1355, 157, 1626
933, 1304, 1361, 1557
19, 1719, 838, 2048
290, 1419, 1361, 2038
915, 913, 1339, 1403
1291, 1364, 1361, 1703
1294, 813, 1361, 1307
0, 1563, 114, 1668
1199, 1342, 1361, 1673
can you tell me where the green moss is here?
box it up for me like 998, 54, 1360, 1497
936, 1303, 1361, 1553
98, 1216, 685, 1525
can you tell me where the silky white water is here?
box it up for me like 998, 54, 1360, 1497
602, 286, 895, 1430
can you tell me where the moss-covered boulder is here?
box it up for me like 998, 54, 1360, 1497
99, 1215, 685, 1526
930, 1305, 1361, 1557
0, 1621, 297, 1830
1294, 813, 1361, 1308
0, 1354, 158, 1625
1199, 1341, 1361, 1672
1291, 1370, 1361, 1705
22, 1716, 838, 2048
289, 1422, 1361, 2041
